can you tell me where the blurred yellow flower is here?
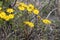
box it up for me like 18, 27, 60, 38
28, 22, 34, 28
0, 7, 2, 10
0, 12, 6, 18
42, 19, 51, 24
18, 2, 27, 11
33, 9, 39, 15
27, 4, 34, 12
19, 2, 27, 7
24, 21, 34, 28
0, 11, 10, 21
9, 14, 14, 19
18, 6, 25, 11
6, 8, 14, 13
0, 11, 14, 21
4, 16, 10, 21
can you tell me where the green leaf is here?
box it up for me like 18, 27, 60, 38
0, 1, 3, 6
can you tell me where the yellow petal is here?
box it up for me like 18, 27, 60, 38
33, 9, 39, 15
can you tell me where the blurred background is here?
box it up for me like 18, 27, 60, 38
0, 0, 60, 40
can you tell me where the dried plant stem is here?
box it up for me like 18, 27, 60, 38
46, 8, 57, 19
24, 28, 34, 40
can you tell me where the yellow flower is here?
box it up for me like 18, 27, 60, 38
0, 7, 2, 10
19, 2, 27, 7
18, 6, 25, 11
24, 21, 34, 28
0, 11, 14, 21
27, 4, 34, 12
9, 14, 14, 19
28, 22, 34, 28
4, 16, 10, 21
0, 12, 6, 18
42, 19, 51, 24
33, 9, 39, 15
0, 11, 10, 21
18, 2, 27, 11
6, 8, 14, 13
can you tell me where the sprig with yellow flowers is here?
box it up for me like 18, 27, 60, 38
0, 7, 15, 21
0, 1, 52, 28
17, 2, 52, 28
17, 2, 39, 15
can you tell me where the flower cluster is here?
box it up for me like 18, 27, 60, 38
0, 2, 52, 28
6, 8, 14, 13
0, 7, 14, 21
17, 2, 52, 27
24, 21, 34, 28
18, 2, 39, 15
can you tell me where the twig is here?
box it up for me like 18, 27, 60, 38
5, 31, 14, 40
12, 0, 17, 7
24, 28, 34, 40
46, 8, 57, 19
9, 0, 17, 8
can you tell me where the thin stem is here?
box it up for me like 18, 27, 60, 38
12, 0, 17, 7
24, 28, 34, 40
46, 8, 57, 19
9, 0, 17, 8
